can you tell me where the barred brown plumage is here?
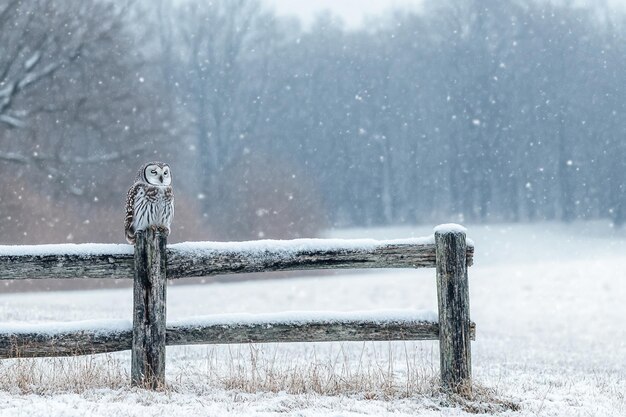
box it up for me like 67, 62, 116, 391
124, 162, 174, 244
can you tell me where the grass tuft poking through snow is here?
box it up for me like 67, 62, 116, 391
0, 355, 126, 395
444, 385, 521, 414
193, 342, 439, 399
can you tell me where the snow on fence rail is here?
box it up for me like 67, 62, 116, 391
0, 225, 474, 394
0, 236, 473, 280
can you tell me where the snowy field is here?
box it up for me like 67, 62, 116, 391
0, 222, 625, 416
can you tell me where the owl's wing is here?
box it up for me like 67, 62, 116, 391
124, 182, 142, 244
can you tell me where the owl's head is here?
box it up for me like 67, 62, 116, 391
137, 162, 172, 186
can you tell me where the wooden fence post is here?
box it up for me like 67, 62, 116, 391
434, 225, 472, 395
131, 228, 167, 389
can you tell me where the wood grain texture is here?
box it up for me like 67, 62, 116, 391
165, 319, 447, 345
167, 242, 440, 279
0, 319, 476, 359
0, 240, 474, 281
131, 230, 167, 389
0, 251, 134, 280
0, 329, 133, 358
435, 229, 472, 395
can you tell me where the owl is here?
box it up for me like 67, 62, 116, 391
124, 161, 174, 244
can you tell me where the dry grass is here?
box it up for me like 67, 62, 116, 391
0, 355, 127, 395
443, 385, 521, 414
0, 343, 519, 413
189, 342, 441, 399
171, 342, 519, 412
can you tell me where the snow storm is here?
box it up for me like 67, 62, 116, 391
1, 0, 625, 416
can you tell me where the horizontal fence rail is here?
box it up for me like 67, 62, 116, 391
0, 237, 474, 281
0, 312, 477, 359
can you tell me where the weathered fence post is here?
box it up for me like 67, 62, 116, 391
434, 224, 472, 395
131, 228, 167, 389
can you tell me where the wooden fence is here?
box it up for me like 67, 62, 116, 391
0, 225, 474, 393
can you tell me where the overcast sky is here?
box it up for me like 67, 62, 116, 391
264, 0, 626, 29
263, 0, 423, 28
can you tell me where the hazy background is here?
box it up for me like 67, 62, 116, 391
1, 0, 626, 246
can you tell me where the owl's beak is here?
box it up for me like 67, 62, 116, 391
159, 175, 164, 183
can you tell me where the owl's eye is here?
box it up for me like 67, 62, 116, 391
150, 170, 157, 175
164, 171, 169, 176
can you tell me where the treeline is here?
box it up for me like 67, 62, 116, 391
1, 0, 625, 244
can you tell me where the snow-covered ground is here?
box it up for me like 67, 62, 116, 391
1, 221, 625, 416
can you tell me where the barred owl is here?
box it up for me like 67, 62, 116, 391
124, 162, 174, 244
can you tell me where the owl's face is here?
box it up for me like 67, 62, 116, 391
144, 163, 172, 186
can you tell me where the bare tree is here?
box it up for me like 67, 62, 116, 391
0, 0, 167, 199
162, 0, 274, 206
0, 0, 175, 244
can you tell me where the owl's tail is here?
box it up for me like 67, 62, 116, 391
125, 228, 136, 245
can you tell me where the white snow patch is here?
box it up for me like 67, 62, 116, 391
432, 224, 475, 246
433, 223, 468, 234
0, 237, 436, 259
0, 311, 436, 336
0, 243, 133, 257
0, 319, 131, 335
169, 309, 438, 328
169, 237, 434, 257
